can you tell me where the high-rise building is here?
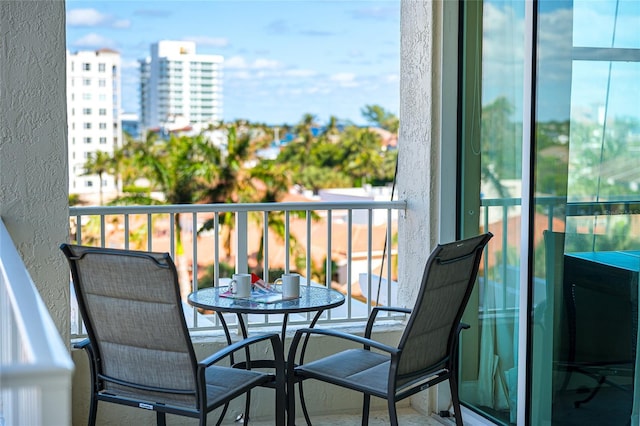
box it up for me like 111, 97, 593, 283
139, 40, 223, 132
66, 49, 121, 200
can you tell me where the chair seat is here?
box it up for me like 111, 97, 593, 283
295, 349, 391, 398
205, 365, 274, 407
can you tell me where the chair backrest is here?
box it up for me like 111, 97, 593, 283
396, 233, 492, 385
61, 244, 199, 408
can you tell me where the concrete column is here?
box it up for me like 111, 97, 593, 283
0, 1, 70, 343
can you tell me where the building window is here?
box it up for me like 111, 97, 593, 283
83, 93, 91, 101
98, 63, 106, 72
99, 122, 107, 129
83, 122, 91, 129
98, 79, 106, 87
85, 180, 93, 187
83, 63, 91, 71
99, 137, 107, 144
83, 108, 92, 115
83, 137, 92, 144
99, 108, 107, 116
83, 78, 91, 86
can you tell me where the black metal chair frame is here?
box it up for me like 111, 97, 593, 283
286, 233, 492, 426
61, 244, 286, 426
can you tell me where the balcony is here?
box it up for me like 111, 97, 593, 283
4, 190, 573, 425
3, 195, 541, 425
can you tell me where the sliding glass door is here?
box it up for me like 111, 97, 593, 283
458, 0, 639, 424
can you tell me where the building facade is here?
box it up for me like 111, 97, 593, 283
139, 40, 223, 133
66, 49, 121, 200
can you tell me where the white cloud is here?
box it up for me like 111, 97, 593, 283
224, 56, 249, 69
285, 69, 317, 78
330, 73, 359, 87
224, 56, 283, 70
253, 58, 282, 70
67, 8, 109, 26
72, 33, 116, 49
113, 19, 131, 29
384, 74, 399, 83
67, 8, 130, 29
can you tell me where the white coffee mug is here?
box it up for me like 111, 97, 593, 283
230, 273, 252, 298
275, 273, 300, 298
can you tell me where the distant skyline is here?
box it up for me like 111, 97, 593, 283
65, 0, 400, 126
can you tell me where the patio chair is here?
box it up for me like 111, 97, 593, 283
286, 232, 492, 426
61, 244, 285, 426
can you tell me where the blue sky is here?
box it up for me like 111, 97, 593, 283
65, 0, 400, 126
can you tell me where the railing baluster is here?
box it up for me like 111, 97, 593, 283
347, 209, 353, 319
386, 208, 393, 310
236, 211, 248, 274
100, 214, 106, 247
124, 213, 129, 249
147, 213, 152, 251
212, 212, 219, 287
263, 211, 269, 281
367, 208, 373, 315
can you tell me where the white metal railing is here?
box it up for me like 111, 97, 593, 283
69, 200, 406, 337
0, 219, 74, 426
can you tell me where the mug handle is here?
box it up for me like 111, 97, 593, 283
273, 278, 283, 292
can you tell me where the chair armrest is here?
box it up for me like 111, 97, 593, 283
198, 333, 283, 368
288, 327, 399, 365
365, 306, 411, 338
73, 338, 91, 350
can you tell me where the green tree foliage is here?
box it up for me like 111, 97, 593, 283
361, 104, 399, 133
82, 150, 114, 205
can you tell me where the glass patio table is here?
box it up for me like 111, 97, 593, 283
188, 284, 345, 424
188, 284, 345, 348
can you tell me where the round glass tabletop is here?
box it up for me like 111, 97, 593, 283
188, 284, 345, 315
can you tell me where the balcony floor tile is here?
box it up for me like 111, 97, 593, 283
249, 407, 452, 425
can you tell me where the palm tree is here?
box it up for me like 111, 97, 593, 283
200, 123, 257, 261
83, 150, 113, 205
133, 132, 220, 299
361, 104, 399, 133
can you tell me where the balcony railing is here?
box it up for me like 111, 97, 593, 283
0, 219, 74, 426
69, 199, 406, 337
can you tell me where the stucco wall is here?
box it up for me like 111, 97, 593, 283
398, 0, 443, 416
397, 1, 441, 306
0, 2, 70, 340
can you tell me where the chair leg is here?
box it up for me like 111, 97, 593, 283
388, 399, 399, 426
275, 377, 285, 426
156, 411, 166, 426
361, 394, 371, 426
449, 377, 464, 426
88, 396, 98, 426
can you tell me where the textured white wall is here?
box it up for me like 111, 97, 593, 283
398, 0, 443, 416
398, 0, 442, 307
0, 1, 70, 340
